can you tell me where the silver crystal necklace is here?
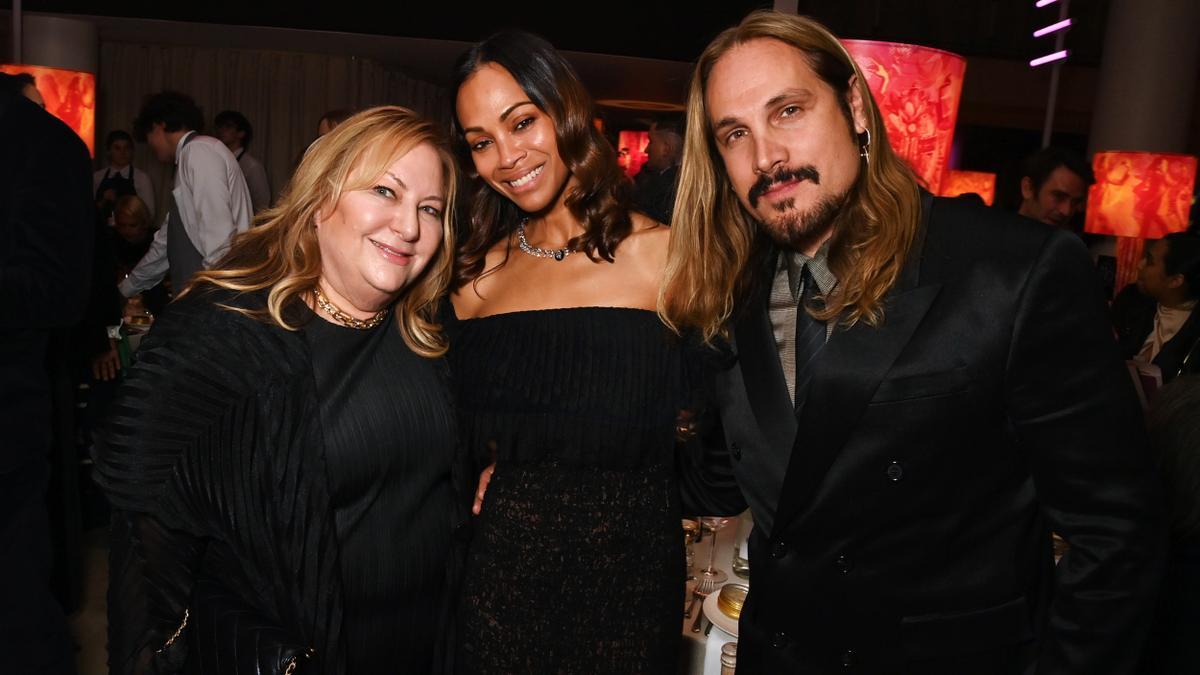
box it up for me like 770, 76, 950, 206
516, 219, 574, 261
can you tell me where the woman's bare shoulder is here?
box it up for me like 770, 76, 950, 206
620, 212, 671, 259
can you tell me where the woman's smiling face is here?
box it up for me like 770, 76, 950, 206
455, 62, 572, 214
315, 142, 446, 314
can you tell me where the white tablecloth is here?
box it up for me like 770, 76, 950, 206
679, 513, 750, 675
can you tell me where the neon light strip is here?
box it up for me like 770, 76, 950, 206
1033, 18, 1072, 37
1030, 50, 1069, 67
1035, 0, 1058, 7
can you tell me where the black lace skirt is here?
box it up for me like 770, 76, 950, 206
455, 463, 682, 675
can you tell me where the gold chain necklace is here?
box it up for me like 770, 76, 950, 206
313, 286, 389, 330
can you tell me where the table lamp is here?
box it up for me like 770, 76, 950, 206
940, 170, 996, 205
842, 40, 966, 191
1084, 151, 1198, 293
2, 64, 96, 157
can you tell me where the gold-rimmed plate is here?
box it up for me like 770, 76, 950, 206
703, 587, 741, 637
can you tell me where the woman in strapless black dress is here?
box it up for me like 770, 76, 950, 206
447, 30, 691, 674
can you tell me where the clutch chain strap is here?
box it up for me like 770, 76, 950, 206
157, 608, 189, 653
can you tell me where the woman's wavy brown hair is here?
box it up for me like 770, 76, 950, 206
449, 30, 633, 288
182, 106, 458, 357
659, 10, 922, 343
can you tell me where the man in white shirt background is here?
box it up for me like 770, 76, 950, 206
214, 109, 272, 215
120, 91, 252, 297
93, 130, 156, 221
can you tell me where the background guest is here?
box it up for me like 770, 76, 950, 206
0, 70, 93, 675
318, 108, 352, 137
1112, 232, 1200, 384
120, 91, 252, 298
633, 114, 684, 225
112, 195, 169, 318
214, 109, 272, 214
93, 130, 156, 221
1141, 375, 1200, 673
11, 71, 46, 107
1017, 146, 1093, 230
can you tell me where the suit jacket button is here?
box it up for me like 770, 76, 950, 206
835, 554, 852, 573
841, 649, 855, 667
771, 540, 788, 559
731, 442, 742, 461
886, 461, 904, 481
771, 631, 789, 649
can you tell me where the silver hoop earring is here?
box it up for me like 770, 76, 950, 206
859, 128, 872, 164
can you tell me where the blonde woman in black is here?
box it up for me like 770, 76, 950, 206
95, 107, 466, 675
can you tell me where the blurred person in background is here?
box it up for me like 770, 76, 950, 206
93, 130, 156, 220
1140, 375, 1200, 673
1017, 146, 1093, 230
633, 114, 684, 225
121, 91, 252, 298
0, 70, 92, 675
1112, 233, 1200, 384
215, 109, 272, 214
318, 108, 353, 137
11, 71, 46, 107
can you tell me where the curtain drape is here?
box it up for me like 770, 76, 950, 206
96, 41, 449, 221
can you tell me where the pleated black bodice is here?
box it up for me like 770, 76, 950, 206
307, 310, 457, 674
446, 307, 687, 674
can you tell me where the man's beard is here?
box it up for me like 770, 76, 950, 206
746, 165, 850, 250
758, 184, 850, 251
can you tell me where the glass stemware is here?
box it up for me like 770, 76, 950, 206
682, 518, 700, 577
698, 516, 732, 584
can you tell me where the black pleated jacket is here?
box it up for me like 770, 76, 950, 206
93, 288, 470, 675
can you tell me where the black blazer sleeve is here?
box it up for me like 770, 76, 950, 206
1004, 231, 1167, 673
106, 510, 205, 674
676, 336, 747, 517
95, 301, 317, 674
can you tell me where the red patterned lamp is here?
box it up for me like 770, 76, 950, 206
2, 64, 96, 157
618, 130, 650, 179
842, 40, 966, 191
939, 170, 996, 205
1085, 151, 1198, 293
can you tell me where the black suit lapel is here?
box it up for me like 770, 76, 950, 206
772, 190, 940, 530
773, 283, 941, 528
734, 258, 799, 464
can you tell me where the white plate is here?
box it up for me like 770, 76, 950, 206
703, 589, 739, 638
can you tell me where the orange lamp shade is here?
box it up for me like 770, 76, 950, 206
939, 170, 996, 205
843, 40, 966, 192
618, 130, 650, 179
2, 64, 96, 157
1084, 151, 1197, 239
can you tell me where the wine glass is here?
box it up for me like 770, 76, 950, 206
682, 519, 700, 577
698, 516, 732, 584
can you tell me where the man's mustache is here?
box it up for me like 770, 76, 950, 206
748, 166, 820, 208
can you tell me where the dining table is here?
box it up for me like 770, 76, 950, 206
679, 515, 747, 675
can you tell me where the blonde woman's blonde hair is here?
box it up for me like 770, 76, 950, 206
659, 10, 922, 343
185, 106, 458, 357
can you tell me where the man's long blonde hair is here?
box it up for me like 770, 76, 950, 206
185, 106, 458, 357
659, 11, 921, 343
